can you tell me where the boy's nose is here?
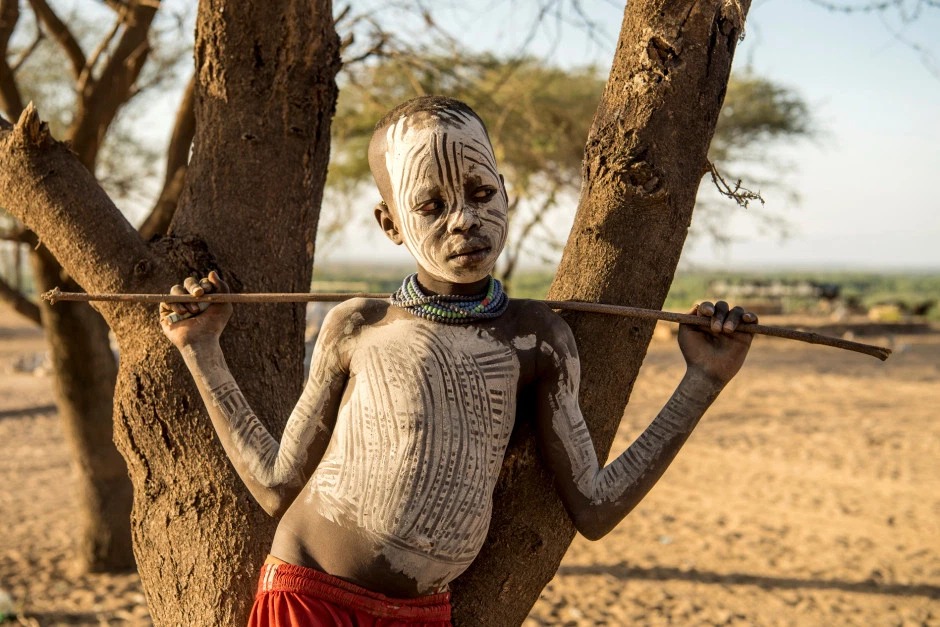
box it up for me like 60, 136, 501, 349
447, 202, 482, 233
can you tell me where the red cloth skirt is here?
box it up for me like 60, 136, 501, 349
247, 563, 452, 627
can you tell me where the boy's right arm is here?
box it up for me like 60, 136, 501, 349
160, 272, 349, 517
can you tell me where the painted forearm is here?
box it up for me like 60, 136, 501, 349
591, 369, 721, 506
179, 340, 311, 497
554, 368, 723, 538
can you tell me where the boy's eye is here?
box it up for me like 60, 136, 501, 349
471, 187, 497, 202
415, 199, 444, 214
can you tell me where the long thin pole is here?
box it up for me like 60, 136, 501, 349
41, 287, 892, 361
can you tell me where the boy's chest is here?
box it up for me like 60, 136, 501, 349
346, 319, 521, 424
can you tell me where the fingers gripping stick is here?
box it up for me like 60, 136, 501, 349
164, 302, 210, 324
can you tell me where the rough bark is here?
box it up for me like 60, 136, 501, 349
451, 1, 752, 624
1, 0, 341, 618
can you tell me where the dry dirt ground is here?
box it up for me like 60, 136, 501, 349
0, 302, 938, 626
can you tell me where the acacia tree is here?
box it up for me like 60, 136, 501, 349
0, 0, 195, 573
323, 57, 810, 290
0, 1, 750, 625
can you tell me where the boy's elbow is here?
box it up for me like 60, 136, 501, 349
571, 507, 611, 541
254, 491, 291, 519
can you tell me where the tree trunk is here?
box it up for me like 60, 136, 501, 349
451, 1, 751, 624
30, 247, 134, 571
0, 1, 340, 624
2, 0, 750, 623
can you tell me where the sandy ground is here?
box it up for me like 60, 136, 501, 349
0, 302, 938, 625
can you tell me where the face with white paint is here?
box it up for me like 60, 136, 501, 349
375, 110, 509, 286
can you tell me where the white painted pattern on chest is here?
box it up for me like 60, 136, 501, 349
312, 319, 519, 564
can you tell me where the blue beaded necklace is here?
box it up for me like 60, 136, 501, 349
390, 273, 509, 324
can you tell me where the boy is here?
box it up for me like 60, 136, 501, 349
160, 96, 757, 626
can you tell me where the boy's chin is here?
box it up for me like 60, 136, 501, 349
425, 265, 495, 286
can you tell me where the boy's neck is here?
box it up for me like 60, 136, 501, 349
416, 268, 490, 297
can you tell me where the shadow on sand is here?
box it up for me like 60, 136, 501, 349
0, 404, 57, 420
558, 563, 940, 599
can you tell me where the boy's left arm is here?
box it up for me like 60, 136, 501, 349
533, 301, 756, 540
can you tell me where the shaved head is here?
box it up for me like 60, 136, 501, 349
368, 96, 509, 284
368, 96, 491, 208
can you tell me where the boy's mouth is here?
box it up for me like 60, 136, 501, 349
448, 245, 492, 265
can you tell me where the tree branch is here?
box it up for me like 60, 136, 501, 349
707, 159, 765, 209
26, 0, 86, 80
0, 0, 24, 119
0, 104, 156, 308
69, 0, 157, 166
0, 272, 41, 325
138, 75, 195, 240
0, 225, 39, 247
10, 21, 44, 73
77, 6, 126, 95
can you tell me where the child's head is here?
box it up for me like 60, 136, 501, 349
369, 96, 508, 285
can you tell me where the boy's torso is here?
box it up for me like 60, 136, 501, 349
272, 301, 544, 597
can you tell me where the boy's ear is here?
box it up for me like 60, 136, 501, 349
374, 201, 403, 245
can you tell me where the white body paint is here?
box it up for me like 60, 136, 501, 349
511, 334, 537, 351
384, 112, 509, 284
310, 319, 519, 589
540, 339, 708, 506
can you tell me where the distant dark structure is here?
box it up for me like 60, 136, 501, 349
709, 279, 841, 301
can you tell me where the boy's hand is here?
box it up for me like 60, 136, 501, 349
678, 301, 757, 386
159, 270, 232, 348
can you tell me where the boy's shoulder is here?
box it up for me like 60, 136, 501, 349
319, 297, 391, 340
504, 298, 575, 347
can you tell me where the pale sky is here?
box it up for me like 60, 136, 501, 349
319, 0, 940, 271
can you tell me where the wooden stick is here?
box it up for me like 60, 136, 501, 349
41, 287, 892, 361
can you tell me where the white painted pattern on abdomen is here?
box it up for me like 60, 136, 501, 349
312, 320, 518, 571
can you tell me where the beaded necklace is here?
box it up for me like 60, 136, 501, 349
390, 273, 509, 324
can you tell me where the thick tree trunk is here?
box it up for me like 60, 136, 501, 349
30, 248, 134, 571
0, 1, 340, 624
451, 1, 751, 624
0, 0, 157, 574
116, 2, 342, 624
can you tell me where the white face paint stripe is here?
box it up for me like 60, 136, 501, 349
383, 112, 509, 284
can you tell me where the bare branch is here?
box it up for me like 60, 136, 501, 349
0, 104, 155, 305
707, 160, 765, 209
10, 16, 44, 73
138, 75, 195, 240
27, 0, 86, 80
77, 6, 127, 95
334, 3, 352, 26
0, 225, 39, 247
0, 271, 41, 325
0, 0, 24, 120
808, 0, 899, 14
69, 0, 158, 166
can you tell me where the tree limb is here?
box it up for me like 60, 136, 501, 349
69, 0, 157, 166
138, 74, 195, 240
707, 159, 765, 209
0, 225, 39, 247
0, 0, 23, 119
10, 20, 44, 73
0, 104, 156, 309
0, 272, 41, 325
77, 5, 126, 95
26, 0, 86, 80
